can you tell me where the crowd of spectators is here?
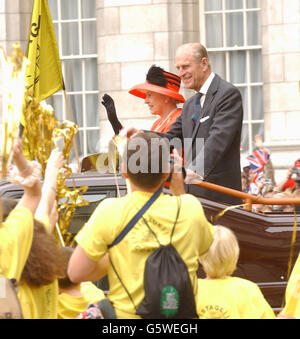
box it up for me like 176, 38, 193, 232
241, 135, 300, 213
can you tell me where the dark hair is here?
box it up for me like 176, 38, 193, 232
123, 132, 170, 189
57, 247, 76, 289
21, 219, 66, 287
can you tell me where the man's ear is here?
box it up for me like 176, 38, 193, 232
201, 57, 209, 71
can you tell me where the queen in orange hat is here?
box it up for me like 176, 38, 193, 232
129, 65, 185, 133
102, 65, 185, 134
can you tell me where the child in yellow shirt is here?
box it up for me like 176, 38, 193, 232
0, 138, 41, 283
0, 137, 41, 318
197, 225, 275, 319
58, 247, 106, 319
1, 144, 66, 319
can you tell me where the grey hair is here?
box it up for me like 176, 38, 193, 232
177, 43, 211, 68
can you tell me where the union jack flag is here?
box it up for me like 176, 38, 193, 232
246, 148, 270, 174
249, 172, 264, 195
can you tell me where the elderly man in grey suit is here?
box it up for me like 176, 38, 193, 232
169, 42, 243, 205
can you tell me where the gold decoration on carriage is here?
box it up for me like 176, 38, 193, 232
0, 43, 89, 247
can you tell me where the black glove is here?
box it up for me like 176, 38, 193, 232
101, 94, 123, 135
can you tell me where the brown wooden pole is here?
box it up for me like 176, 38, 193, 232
192, 180, 300, 206
63, 89, 80, 171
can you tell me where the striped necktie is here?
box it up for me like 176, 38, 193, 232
191, 92, 203, 126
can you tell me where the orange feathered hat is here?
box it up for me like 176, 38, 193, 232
129, 65, 185, 103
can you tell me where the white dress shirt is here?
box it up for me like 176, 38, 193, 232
198, 72, 215, 108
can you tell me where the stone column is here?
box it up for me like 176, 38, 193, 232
261, 0, 300, 180
96, 0, 199, 151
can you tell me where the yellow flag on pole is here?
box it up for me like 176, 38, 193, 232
24, 0, 63, 122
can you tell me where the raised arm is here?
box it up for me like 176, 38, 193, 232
35, 148, 64, 233
10, 137, 42, 215
101, 94, 123, 135
170, 148, 186, 196
1, 137, 41, 280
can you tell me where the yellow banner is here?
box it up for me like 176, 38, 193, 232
25, 0, 63, 110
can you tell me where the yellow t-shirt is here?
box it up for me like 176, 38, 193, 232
17, 215, 59, 319
58, 282, 106, 319
0, 207, 59, 319
18, 280, 58, 319
197, 277, 275, 319
281, 252, 300, 318
21, 212, 59, 319
76, 191, 214, 319
0, 207, 33, 281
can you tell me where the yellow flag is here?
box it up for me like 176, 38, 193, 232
24, 0, 63, 111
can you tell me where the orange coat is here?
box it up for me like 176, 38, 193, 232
151, 108, 182, 133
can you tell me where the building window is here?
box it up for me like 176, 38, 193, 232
47, 0, 99, 162
200, 0, 263, 155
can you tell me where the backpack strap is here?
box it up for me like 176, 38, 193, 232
170, 196, 181, 243
108, 185, 163, 249
107, 185, 163, 313
109, 256, 138, 312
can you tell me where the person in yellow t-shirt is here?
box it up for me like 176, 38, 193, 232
17, 148, 65, 319
197, 225, 275, 319
68, 132, 214, 319
0, 138, 42, 282
17, 219, 66, 319
2, 199, 63, 319
1, 197, 61, 319
279, 252, 300, 319
1, 146, 66, 319
0, 137, 42, 318
57, 247, 106, 319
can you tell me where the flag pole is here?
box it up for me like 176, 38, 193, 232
62, 84, 80, 172
24, 0, 81, 172
56, 222, 65, 247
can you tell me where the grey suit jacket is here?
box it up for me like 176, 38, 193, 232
165, 74, 243, 205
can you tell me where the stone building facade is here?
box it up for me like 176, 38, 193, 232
261, 0, 300, 179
